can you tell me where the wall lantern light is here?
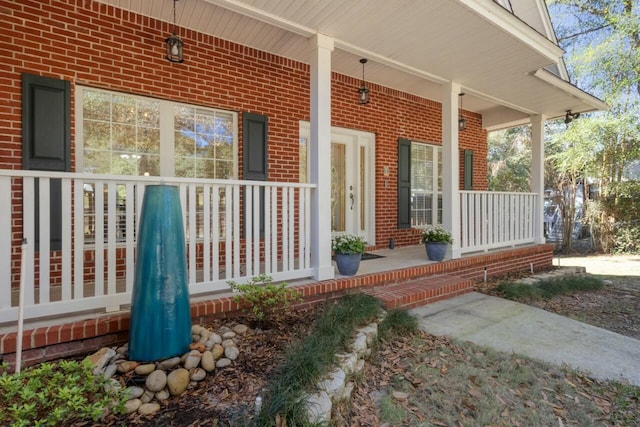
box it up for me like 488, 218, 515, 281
165, 0, 184, 63
358, 58, 370, 105
564, 110, 580, 124
458, 93, 467, 131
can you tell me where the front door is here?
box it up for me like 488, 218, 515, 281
299, 123, 375, 245
330, 129, 374, 244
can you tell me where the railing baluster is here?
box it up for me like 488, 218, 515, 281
253, 185, 260, 275
73, 178, 84, 299
0, 177, 12, 309
232, 184, 241, 278
245, 185, 253, 277
106, 181, 117, 300
203, 185, 211, 282
264, 186, 272, 275
61, 179, 72, 301
38, 178, 51, 304
23, 177, 35, 306
125, 183, 135, 293
94, 181, 104, 297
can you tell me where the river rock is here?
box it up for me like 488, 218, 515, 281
222, 331, 236, 339
167, 368, 190, 396
208, 333, 222, 345
225, 346, 240, 361
138, 402, 161, 416
145, 370, 167, 392
117, 360, 139, 373
221, 339, 235, 348
189, 342, 206, 353
124, 399, 142, 414
116, 343, 128, 355
184, 350, 202, 369
85, 347, 116, 374
140, 390, 155, 404
190, 367, 206, 381
124, 386, 145, 400
135, 363, 156, 375
232, 324, 249, 335
216, 358, 232, 368
155, 389, 170, 401
103, 363, 118, 380
157, 356, 181, 370
201, 351, 216, 372
211, 344, 225, 360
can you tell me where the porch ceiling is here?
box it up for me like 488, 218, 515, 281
99, 0, 607, 129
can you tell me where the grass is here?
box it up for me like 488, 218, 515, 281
495, 275, 605, 302
257, 293, 383, 426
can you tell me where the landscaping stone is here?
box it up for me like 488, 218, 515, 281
233, 324, 249, 335
201, 351, 215, 372
124, 398, 142, 414
167, 368, 190, 396
155, 389, 170, 401
157, 356, 181, 370
211, 344, 225, 359
102, 363, 118, 380
225, 345, 240, 361
135, 363, 156, 375
140, 390, 155, 404
145, 370, 167, 392
117, 360, 139, 373
223, 331, 236, 339
125, 386, 145, 399
221, 339, 235, 348
183, 350, 202, 369
138, 402, 161, 416
305, 391, 332, 425
85, 347, 116, 375
216, 358, 232, 368
189, 367, 206, 381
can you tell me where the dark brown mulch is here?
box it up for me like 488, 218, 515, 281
104, 307, 320, 427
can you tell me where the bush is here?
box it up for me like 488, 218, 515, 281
0, 360, 126, 426
331, 234, 367, 254
228, 274, 302, 323
614, 223, 640, 254
496, 276, 604, 302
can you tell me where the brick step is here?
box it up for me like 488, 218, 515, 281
364, 274, 474, 310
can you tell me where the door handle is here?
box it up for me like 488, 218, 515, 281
350, 192, 354, 210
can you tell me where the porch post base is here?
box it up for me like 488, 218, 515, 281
314, 264, 335, 281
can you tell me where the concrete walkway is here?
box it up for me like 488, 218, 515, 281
411, 292, 640, 386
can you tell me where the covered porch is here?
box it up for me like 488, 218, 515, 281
1, 170, 543, 330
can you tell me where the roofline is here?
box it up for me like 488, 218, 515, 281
532, 69, 609, 116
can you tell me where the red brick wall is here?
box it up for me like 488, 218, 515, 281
1, 0, 488, 275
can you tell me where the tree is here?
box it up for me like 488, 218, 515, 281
487, 126, 531, 192
546, 0, 640, 252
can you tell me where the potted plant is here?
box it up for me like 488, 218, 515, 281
332, 234, 366, 276
419, 225, 453, 262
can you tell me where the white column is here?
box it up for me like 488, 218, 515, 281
309, 34, 335, 280
442, 82, 461, 258
531, 114, 546, 244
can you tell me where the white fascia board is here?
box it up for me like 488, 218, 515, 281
482, 108, 531, 131
458, 0, 564, 64
532, 69, 609, 113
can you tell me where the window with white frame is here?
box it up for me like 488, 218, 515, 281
77, 87, 238, 243
411, 142, 442, 227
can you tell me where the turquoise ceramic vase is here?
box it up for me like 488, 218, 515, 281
129, 185, 191, 361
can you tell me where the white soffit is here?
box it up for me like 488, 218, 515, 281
97, 0, 606, 127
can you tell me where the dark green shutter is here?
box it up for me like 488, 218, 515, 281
22, 73, 71, 251
464, 149, 473, 190
242, 113, 268, 238
397, 138, 412, 229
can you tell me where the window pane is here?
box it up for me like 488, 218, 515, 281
112, 95, 136, 124
411, 142, 441, 227
83, 120, 110, 150
83, 150, 110, 174
83, 90, 111, 120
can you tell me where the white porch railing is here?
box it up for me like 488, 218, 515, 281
460, 191, 538, 254
0, 170, 315, 327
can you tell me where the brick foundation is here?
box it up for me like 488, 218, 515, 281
0, 244, 553, 370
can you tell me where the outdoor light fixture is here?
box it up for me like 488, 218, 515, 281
165, 0, 184, 63
358, 58, 370, 105
458, 93, 467, 131
564, 110, 580, 124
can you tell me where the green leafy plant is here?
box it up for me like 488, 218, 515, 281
228, 274, 302, 322
0, 360, 127, 426
417, 225, 454, 244
331, 234, 366, 254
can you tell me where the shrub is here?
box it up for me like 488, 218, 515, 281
228, 274, 302, 323
0, 360, 126, 426
614, 222, 640, 254
416, 225, 454, 244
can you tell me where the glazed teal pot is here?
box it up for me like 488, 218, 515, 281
129, 185, 191, 361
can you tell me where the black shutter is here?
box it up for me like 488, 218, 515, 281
464, 149, 473, 190
242, 113, 268, 238
397, 138, 412, 229
22, 73, 71, 251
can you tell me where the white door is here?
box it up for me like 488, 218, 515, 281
300, 123, 375, 245
330, 129, 375, 243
